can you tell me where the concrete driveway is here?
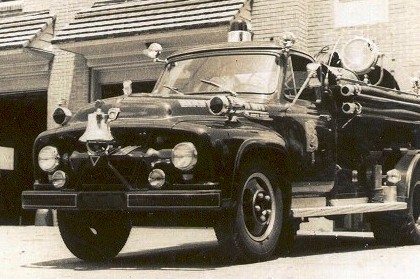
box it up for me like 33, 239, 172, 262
0, 226, 418, 278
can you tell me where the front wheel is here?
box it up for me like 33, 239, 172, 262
214, 161, 285, 262
58, 210, 132, 262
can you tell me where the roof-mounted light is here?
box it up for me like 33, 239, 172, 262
228, 18, 252, 42
341, 37, 380, 75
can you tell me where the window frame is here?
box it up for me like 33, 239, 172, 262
334, 0, 389, 28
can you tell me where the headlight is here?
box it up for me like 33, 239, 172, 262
38, 146, 60, 172
171, 142, 197, 171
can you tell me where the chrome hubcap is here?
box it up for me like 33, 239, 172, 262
242, 173, 276, 241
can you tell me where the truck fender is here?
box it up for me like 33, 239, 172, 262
229, 137, 288, 200
394, 150, 420, 209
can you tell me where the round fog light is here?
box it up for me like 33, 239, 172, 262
51, 170, 67, 189
148, 169, 165, 189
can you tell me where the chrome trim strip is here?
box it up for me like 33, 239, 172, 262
22, 192, 77, 209
22, 190, 221, 210
127, 191, 221, 209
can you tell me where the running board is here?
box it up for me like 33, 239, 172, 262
291, 201, 407, 218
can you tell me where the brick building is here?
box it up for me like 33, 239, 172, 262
252, 0, 420, 94
0, 0, 418, 224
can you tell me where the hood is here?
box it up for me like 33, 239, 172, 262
70, 94, 214, 124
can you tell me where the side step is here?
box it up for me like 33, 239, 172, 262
292, 201, 407, 218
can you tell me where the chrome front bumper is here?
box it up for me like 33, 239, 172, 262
22, 190, 221, 210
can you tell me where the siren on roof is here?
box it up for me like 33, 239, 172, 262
228, 19, 252, 42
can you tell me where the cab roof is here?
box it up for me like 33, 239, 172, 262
167, 41, 315, 61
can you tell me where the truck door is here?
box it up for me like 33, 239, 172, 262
282, 53, 336, 196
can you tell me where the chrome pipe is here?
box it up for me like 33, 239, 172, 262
340, 84, 361, 96
342, 102, 362, 114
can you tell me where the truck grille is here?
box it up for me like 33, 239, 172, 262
72, 159, 149, 190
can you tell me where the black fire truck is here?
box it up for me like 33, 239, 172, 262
22, 28, 420, 262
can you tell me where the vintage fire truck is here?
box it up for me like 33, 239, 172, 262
22, 27, 420, 262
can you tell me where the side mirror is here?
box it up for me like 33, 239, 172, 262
142, 43, 167, 63
286, 63, 322, 109
306, 63, 321, 88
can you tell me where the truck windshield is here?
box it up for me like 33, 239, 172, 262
153, 54, 280, 96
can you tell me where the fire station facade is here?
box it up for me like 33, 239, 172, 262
0, 0, 418, 224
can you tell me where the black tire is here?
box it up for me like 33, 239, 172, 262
277, 215, 298, 255
58, 210, 132, 262
214, 161, 286, 262
370, 184, 420, 246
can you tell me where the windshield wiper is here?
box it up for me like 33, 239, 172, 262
163, 85, 184, 95
200, 79, 237, 97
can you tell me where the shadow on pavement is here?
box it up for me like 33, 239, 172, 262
291, 233, 378, 257
25, 241, 222, 271
24, 233, 395, 271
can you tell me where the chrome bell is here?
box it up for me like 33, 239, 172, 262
79, 102, 115, 143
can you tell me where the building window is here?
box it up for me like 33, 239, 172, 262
100, 81, 156, 99
334, 0, 389, 27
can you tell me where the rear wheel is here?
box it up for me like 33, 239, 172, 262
370, 184, 420, 246
214, 161, 286, 262
58, 210, 131, 262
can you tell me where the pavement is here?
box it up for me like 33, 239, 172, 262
1, 226, 419, 278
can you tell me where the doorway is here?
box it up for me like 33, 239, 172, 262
0, 91, 47, 225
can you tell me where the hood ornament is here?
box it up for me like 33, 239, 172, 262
79, 100, 121, 154
123, 80, 132, 96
